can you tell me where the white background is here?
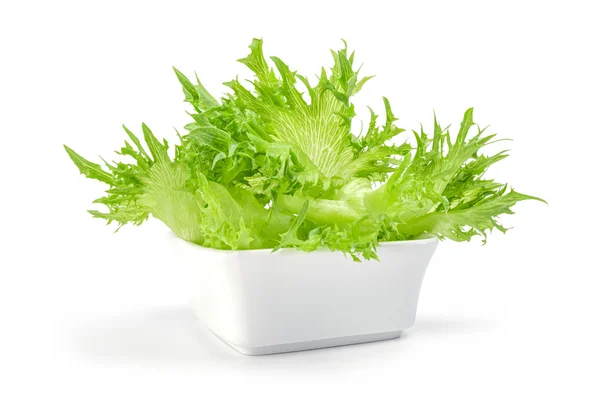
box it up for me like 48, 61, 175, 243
1, 0, 599, 396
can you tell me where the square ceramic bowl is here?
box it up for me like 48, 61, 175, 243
169, 233, 438, 355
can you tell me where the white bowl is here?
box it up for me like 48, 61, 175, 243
170, 233, 439, 355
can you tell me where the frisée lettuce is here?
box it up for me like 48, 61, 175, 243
65, 39, 543, 260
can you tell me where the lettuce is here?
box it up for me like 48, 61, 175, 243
65, 39, 543, 260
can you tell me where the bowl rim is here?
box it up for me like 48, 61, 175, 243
169, 231, 439, 254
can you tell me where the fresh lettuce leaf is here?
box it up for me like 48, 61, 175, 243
65, 39, 544, 259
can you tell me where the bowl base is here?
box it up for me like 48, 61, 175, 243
202, 324, 402, 355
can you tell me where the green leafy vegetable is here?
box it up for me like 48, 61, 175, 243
65, 38, 544, 260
